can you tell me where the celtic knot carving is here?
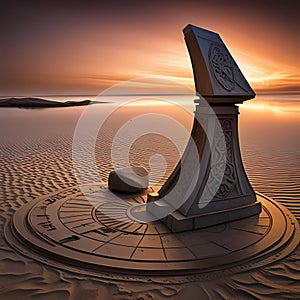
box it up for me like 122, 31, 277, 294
209, 44, 235, 91
198, 118, 236, 204
214, 118, 235, 199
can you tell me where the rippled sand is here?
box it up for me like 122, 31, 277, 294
239, 96, 300, 221
0, 97, 299, 299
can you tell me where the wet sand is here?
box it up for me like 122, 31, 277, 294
0, 97, 299, 299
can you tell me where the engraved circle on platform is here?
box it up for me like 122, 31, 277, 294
6, 183, 299, 274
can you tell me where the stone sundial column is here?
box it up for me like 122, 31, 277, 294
147, 24, 261, 232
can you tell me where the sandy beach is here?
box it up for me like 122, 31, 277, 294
0, 95, 299, 299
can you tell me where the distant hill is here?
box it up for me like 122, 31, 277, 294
0, 97, 93, 108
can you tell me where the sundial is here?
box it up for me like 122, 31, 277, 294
147, 25, 261, 231
5, 183, 299, 275
4, 24, 299, 277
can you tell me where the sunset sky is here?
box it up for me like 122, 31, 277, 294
0, 0, 299, 96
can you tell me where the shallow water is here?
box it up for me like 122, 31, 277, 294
0, 94, 299, 299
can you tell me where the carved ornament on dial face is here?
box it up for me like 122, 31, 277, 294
209, 43, 235, 91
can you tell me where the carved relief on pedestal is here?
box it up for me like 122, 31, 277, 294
198, 117, 236, 205
214, 118, 236, 199
209, 44, 235, 91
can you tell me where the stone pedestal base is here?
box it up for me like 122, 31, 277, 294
147, 103, 261, 232
148, 198, 261, 232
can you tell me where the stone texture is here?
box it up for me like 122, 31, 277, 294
108, 166, 149, 193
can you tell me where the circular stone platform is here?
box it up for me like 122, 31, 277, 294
4, 184, 299, 276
